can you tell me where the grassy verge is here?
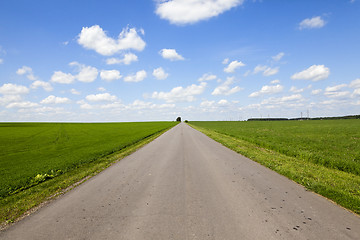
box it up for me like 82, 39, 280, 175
189, 123, 360, 215
0, 126, 173, 229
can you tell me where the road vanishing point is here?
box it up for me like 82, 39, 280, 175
1, 123, 359, 239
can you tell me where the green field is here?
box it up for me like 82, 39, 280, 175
0, 122, 177, 199
189, 120, 360, 214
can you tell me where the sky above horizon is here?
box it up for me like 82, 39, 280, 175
0, 0, 359, 122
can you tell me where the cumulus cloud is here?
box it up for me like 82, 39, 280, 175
311, 89, 322, 95
16, 66, 37, 81
222, 58, 229, 64
198, 73, 217, 82
272, 52, 284, 62
324, 84, 350, 98
155, 0, 244, 25
70, 62, 98, 83
51, 71, 76, 84
100, 70, 122, 81
0, 83, 29, 95
151, 82, 206, 102
253, 65, 279, 76
224, 60, 245, 73
31, 80, 53, 92
212, 77, 242, 96
77, 25, 146, 56
41, 95, 71, 104
291, 65, 330, 81
249, 84, 284, 97
153, 67, 169, 80
124, 70, 147, 82
349, 78, 360, 88
85, 93, 118, 102
0, 59, 3, 64
159, 48, 184, 61
71, 89, 81, 95
106, 53, 138, 65
261, 94, 304, 106
270, 79, 280, 84
6, 101, 39, 109
299, 16, 326, 30
0, 95, 22, 105
289, 86, 304, 93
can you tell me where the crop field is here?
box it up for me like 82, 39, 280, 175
0, 122, 177, 199
189, 120, 360, 214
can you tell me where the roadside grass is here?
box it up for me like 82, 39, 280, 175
0, 122, 177, 227
188, 121, 360, 215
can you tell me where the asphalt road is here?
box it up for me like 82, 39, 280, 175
1, 122, 359, 239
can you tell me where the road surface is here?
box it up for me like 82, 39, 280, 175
1, 123, 359, 239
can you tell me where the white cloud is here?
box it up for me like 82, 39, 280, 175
212, 77, 242, 96
98, 87, 106, 92
153, 67, 169, 80
159, 48, 184, 61
218, 99, 229, 105
253, 65, 279, 76
349, 78, 360, 88
155, 0, 244, 25
0, 58, 3, 64
151, 82, 206, 102
100, 70, 122, 81
311, 89, 322, 95
0, 95, 22, 105
261, 94, 303, 106
0, 83, 29, 95
124, 70, 147, 82
200, 100, 215, 107
41, 95, 71, 104
324, 84, 350, 98
270, 79, 280, 84
71, 89, 81, 95
222, 58, 229, 64
70, 62, 98, 83
291, 65, 330, 81
272, 52, 284, 61
16, 66, 37, 81
6, 101, 39, 109
325, 84, 347, 92
249, 84, 283, 97
299, 16, 326, 30
106, 53, 138, 65
85, 93, 118, 102
51, 71, 76, 84
77, 25, 146, 56
353, 88, 360, 96
31, 80, 53, 92
289, 86, 304, 93
16, 66, 32, 75
224, 60, 245, 73
198, 73, 217, 82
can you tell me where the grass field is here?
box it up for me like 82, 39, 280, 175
0, 122, 177, 199
189, 120, 360, 214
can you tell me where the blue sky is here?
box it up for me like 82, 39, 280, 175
0, 0, 359, 122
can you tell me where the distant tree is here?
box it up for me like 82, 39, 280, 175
185, 120, 188, 123
176, 117, 181, 122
